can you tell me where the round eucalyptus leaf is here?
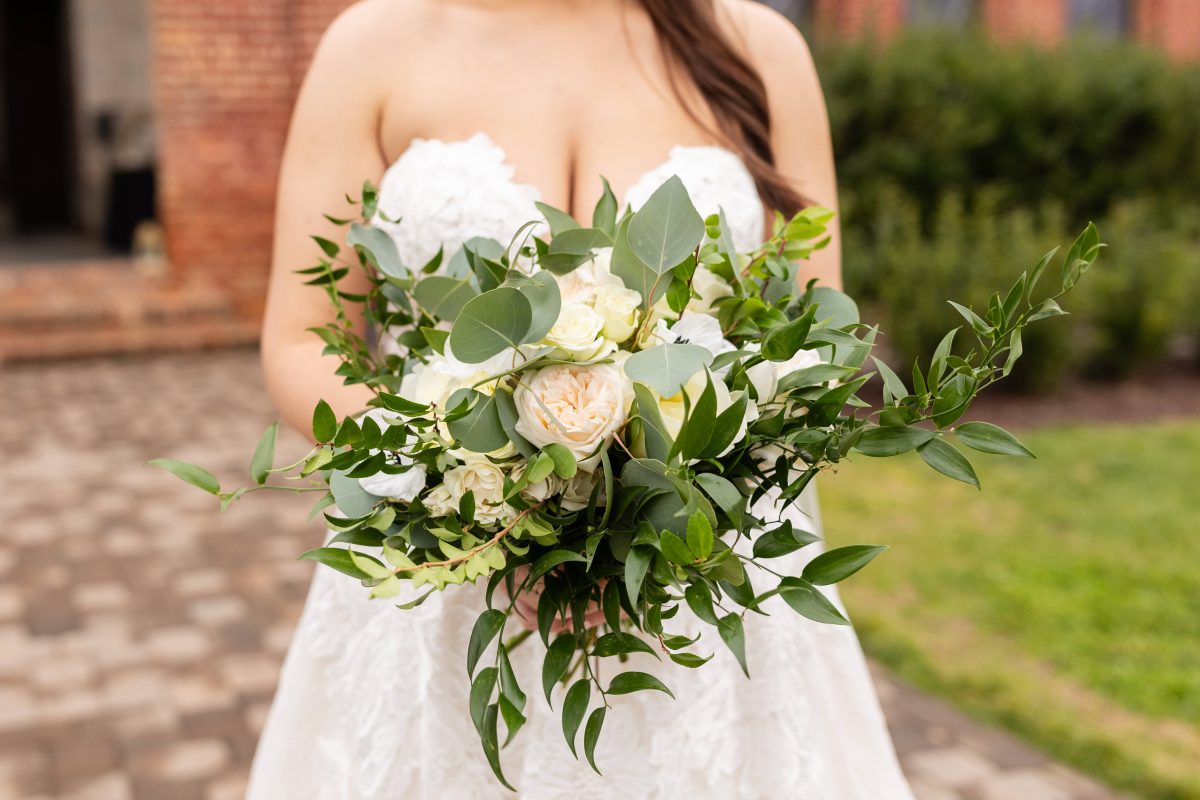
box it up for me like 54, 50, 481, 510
449, 287, 533, 364
623, 343, 713, 398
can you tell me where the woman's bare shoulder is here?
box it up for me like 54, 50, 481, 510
717, 0, 823, 110
717, 0, 818, 77
308, 0, 434, 78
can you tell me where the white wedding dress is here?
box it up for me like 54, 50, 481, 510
247, 134, 915, 800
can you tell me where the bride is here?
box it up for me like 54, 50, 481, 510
254, 0, 914, 797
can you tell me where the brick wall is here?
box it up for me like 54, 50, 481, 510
981, 0, 1066, 45
1135, 0, 1200, 60
812, 0, 905, 38
149, 0, 351, 317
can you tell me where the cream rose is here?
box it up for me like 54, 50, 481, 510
438, 457, 514, 526
560, 470, 606, 512
592, 285, 642, 343
687, 266, 735, 315
543, 302, 614, 361
513, 363, 633, 472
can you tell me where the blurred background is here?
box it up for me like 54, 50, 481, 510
1, 1, 1196, 798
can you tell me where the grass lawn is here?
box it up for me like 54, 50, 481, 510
820, 419, 1200, 799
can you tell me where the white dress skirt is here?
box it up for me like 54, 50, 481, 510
246, 134, 915, 799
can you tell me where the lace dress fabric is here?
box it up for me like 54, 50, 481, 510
247, 134, 915, 800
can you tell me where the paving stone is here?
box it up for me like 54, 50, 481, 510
972, 768, 1074, 800
0, 747, 52, 797
911, 776, 964, 800
907, 745, 998, 790
60, 771, 135, 800
73, 582, 132, 612
145, 626, 212, 663
129, 738, 231, 783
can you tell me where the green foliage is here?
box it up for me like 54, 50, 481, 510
817, 29, 1200, 228
819, 31, 1200, 385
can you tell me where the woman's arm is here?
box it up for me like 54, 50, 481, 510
261, 8, 391, 436
728, 1, 843, 291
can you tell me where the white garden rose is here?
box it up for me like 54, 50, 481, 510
687, 266, 735, 315
440, 457, 515, 526
543, 302, 613, 361
512, 462, 566, 504
423, 483, 457, 518
513, 363, 633, 472
592, 285, 642, 343
552, 247, 622, 304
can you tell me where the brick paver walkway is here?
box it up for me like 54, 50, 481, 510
0, 350, 1123, 799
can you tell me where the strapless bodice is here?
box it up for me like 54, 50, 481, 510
372, 132, 765, 268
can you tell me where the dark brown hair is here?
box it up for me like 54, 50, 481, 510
636, 0, 805, 215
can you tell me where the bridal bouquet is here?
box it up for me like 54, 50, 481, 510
153, 176, 1100, 787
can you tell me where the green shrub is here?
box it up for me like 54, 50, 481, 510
1073, 201, 1200, 378
819, 28, 1200, 385
847, 186, 1079, 393
816, 29, 1200, 228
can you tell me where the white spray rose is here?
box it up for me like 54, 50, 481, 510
687, 266, 735, 315
553, 247, 622, 305
439, 457, 515, 526
514, 363, 633, 472
543, 302, 614, 361
592, 285, 642, 343
560, 471, 606, 512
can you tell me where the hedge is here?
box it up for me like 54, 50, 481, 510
813, 30, 1200, 388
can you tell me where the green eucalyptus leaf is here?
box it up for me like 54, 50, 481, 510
446, 389, 509, 454
348, 222, 406, 278
624, 344, 713, 398
628, 176, 704, 274
413, 274, 479, 321
536, 201, 581, 236
449, 288, 533, 364
593, 177, 619, 237
610, 214, 662, 305
624, 545, 654, 606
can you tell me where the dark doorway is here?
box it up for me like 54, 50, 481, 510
0, 0, 78, 235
